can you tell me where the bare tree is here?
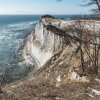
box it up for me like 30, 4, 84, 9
70, 18, 86, 72
84, 0, 100, 13
67, 16, 100, 74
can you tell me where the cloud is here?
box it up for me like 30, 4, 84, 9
0, 8, 34, 14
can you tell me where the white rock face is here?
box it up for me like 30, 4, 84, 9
22, 18, 67, 69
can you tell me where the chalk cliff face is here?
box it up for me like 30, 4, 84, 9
22, 18, 68, 68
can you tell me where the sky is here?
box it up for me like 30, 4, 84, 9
0, 0, 93, 15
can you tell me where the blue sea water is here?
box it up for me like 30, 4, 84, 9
0, 15, 73, 84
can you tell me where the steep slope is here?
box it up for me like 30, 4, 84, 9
1, 42, 100, 100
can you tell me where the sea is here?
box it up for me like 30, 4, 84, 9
0, 15, 74, 84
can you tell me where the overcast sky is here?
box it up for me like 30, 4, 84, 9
0, 0, 93, 15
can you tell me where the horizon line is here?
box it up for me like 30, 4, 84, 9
0, 13, 90, 16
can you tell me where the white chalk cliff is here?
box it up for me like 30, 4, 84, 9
22, 18, 67, 68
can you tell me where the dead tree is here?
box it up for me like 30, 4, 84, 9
69, 17, 100, 74
68, 17, 86, 72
